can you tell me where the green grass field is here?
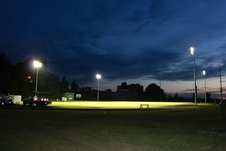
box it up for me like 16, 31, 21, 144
0, 103, 226, 151
49, 101, 194, 109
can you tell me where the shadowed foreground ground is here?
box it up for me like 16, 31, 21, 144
0, 104, 226, 151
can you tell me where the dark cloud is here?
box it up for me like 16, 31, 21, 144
1, 0, 226, 90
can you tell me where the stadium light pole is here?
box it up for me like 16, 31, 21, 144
203, 69, 207, 103
96, 73, 102, 101
33, 60, 42, 94
190, 47, 197, 106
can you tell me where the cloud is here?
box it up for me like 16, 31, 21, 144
1, 0, 226, 89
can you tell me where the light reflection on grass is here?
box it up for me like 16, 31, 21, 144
49, 101, 195, 109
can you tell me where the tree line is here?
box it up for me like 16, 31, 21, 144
1, 53, 211, 101
0, 53, 77, 99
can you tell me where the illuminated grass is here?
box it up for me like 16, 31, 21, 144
49, 101, 194, 109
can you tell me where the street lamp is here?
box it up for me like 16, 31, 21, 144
33, 60, 42, 94
96, 73, 101, 101
190, 47, 197, 106
203, 69, 207, 103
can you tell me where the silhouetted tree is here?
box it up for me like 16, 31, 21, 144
10, 62, 32, 96
59, 76, 69, 96
173, 93, 179, 99
192, 93, 195, 101
78, 86, 95, 100
173, 93, 185, 101
168, 94, 172, 100
24, 58, 61, 99
0, 53, 12, 93
144, 83, 166, 101
206, 92, 211, 102
116, 82, 143, 100
105, 89, 112, 93
117, 82, 128, 91
79, 86, 92, 93
44, 72, 60, 99
0, 54, 76, 99
71, 80, 79, 93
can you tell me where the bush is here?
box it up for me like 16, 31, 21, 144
221, 101, 226, 119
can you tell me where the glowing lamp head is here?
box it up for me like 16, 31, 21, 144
33, 60, 43, 68
203, 70, 206, 76
190, 47, 195, 55
96, 74, 101, 80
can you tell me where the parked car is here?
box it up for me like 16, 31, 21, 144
23, 94, 51, 107
0, 94, 13, 106
0, 97, 6, 106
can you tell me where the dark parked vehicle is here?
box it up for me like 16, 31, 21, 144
23, 94, 51, 107
0, 94, 13, 106
0, 98, 6, 106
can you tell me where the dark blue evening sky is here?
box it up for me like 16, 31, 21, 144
1, 0, 226, 93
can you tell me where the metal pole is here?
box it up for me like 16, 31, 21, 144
35, 67, 39, 94
159, 80, 162, 101
97, 79, 100, 101
193, 53, 197, 105
204, 73, 207, 103
220, 69, 223, 104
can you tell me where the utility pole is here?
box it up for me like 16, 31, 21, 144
190, 47, 198, 106
159, 80, 162, 101
220, 69, 223, 104
203, 69, 207, 103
